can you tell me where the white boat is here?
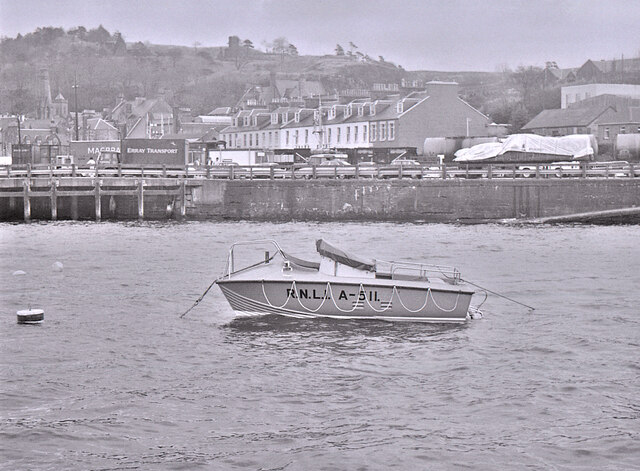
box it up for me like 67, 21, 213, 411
217, 239, 476, 323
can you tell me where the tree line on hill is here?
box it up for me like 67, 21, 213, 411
0, 25, 582, 130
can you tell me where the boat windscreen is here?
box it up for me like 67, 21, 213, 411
282, 252, 320, 270
315, 239, 376, 271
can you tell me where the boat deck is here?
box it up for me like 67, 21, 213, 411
221, 260, 474, 295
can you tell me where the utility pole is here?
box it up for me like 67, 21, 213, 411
16, 115, 21, 145
72, 73, 79, 141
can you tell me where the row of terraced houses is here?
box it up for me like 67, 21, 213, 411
219, 81, 502, 160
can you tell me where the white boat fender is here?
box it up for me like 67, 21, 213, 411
17, 308, 44, 324
12, 270, 26, 276
468, 306, 483, 320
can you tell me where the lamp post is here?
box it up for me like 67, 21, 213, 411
72, 73, 79, 141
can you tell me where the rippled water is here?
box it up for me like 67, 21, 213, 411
1, 221, 639, 470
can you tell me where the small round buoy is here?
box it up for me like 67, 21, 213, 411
17, 309, 44, 324
52, 261, 64, 272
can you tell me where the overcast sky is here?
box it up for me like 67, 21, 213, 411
1, 0, 638, 71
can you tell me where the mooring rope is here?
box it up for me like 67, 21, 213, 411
180, 276, 222, 318
460, 278, 535, 311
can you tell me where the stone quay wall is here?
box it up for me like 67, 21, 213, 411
189, 179, 640, 223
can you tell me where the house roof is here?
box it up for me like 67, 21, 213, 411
87, 117, 117, 131
208, 106, 232, 116
274, 79, 325, 99
522, 105, 612, 129
112, 97, 172, 118
595, 105, 640, 125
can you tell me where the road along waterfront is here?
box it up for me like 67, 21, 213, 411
1, 221, 639, 469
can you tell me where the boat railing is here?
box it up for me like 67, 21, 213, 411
378, 260, 461, 283
225, 239, 285, 276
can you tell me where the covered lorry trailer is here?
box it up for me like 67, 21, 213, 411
121, 138, 187, 166
69, 140, 121, 166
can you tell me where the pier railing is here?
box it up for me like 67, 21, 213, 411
0, 161, 637, 181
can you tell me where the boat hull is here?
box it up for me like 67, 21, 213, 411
218, 279, 473, 323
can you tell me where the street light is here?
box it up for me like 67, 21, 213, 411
72, 73, 79, 141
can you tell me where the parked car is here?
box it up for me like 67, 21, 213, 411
587, 160, 631, 178
379, 158, 423, 178
355, 161, 379, 178
209, 162, 248, 179
247, 163, 288, 179
295, 159, 356, 179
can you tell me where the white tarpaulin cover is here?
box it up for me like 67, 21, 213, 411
454, 134, 595, 162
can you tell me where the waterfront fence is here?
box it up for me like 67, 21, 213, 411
0, 161, 637, 181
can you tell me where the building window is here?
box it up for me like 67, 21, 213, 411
243, 116, 250, 126
243, 135, 247, 147
354, 126, 359, 142
274, 131, 279, 145
620, 126, 626, 134
604, 127, 610, 140
396, 102, 403, 113
286, 131, 290, 146
346, 126, 351, 143
358, 106, 364, 117
327, 128, 332, 144
271, 113, 278, 124
262, 133, 265, 146
305, 129, 309, 145
249, 134, 253, 147
337, 127, 341, 143
370, 123, 377, 142
294, 130, 299, 146
363, 125, 368, 142
379, 122, 386, 141
388, 121, 395, 140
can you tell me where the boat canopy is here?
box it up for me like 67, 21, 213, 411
282, 251, 320, 270
316, 239, 376, 271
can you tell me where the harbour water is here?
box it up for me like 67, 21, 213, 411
1, 221, 639, 470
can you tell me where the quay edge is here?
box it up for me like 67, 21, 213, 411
188, 178, 640, 223
1, 178, 639, 223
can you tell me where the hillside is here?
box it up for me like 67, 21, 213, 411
0, 25, 570, 130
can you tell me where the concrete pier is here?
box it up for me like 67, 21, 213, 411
0, 177, 192, 221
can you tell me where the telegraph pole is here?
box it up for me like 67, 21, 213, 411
16, 115, 21, 145
72, 72, 79, 141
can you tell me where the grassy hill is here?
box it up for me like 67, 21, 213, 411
0, 26, 560, 130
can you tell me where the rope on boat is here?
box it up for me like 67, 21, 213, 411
460, 278, 535, 311
181, 256, 280, 319
180, 276, 222, 318
260, 280, 461, 314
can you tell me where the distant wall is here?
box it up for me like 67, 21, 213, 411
189, 179, 640, 222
